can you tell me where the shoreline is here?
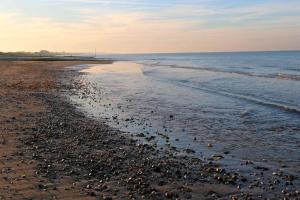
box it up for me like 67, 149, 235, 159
0, 55, 113, 62
68, 61, 300, 198
0, 60, 298, 199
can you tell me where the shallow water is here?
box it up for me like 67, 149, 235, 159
69, 52, 300, 180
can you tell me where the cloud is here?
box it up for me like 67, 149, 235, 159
0, 1, 300, 53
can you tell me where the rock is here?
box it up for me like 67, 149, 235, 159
186, 149, 195, 154
89, 191, 96, 196
211, 154, 224, 161
38, 184, 46, 190
136, 133, 145, 137
245, 160, 252, 165
240, 177, 247, 182
165, 192, 173, 199
146, 136, 156, 141
254, 166, 269, 171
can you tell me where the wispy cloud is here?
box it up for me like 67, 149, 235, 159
0, 0, 299, 53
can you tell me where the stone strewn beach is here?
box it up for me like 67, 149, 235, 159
0, 60, 299, 200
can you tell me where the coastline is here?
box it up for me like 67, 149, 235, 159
0, 60, 110, 199
0, 60, 298, 199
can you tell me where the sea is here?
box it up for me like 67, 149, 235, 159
69, 51, 300, 178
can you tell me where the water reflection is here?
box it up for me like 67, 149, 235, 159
71, 61, 300, 180
81, 62, 142, 74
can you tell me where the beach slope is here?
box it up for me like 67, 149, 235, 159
0, 60, 295, 199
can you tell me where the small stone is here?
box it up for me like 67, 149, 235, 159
240, 177, 247, 182
89, 192, 96, 196
38, 184, 45, 189
245, 160, 252, 165
165, 192, 173, 199
137, 133, 145, 137
186, 149, 195, 154
212, 154, 224, 161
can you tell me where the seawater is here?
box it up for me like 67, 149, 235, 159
70, 51, 300, 177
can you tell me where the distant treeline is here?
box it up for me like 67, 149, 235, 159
0, 50, 66, 57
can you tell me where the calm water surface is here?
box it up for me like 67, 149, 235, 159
70, 51, 300, 178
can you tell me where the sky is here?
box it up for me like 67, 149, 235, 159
0, 0, 300, 53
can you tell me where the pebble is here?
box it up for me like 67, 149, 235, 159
16, 70, 293, 200
186, 149, 195, 154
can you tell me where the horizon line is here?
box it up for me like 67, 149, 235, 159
80, 49, 300, 55
1, 49, 300, 55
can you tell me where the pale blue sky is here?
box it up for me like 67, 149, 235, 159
0, 0, 299, 53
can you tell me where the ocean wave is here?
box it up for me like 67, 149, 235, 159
141, 62, 300, 81
177, 82, 300, 115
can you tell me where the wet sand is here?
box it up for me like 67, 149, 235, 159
0, 60, 298, 199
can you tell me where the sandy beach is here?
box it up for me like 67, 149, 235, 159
0, 60, 107, 199
0, 60, 298, 200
